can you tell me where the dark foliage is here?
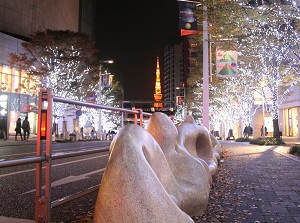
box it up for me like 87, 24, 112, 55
249, 137, 286, 145
288, 145, 300, 156
235, 137, 252, 142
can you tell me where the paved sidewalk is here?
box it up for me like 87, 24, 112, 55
281, 136, 300, 145
0, 135, 39, 147
213, 140, 300, 223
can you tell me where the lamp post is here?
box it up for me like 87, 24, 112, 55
202, 3, 209, 130
98, 60, 113, 140
176, 85, 186, 117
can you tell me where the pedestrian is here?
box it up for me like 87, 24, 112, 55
260, 125, 268, 136
91, 128, 95, 139
22, 116, 30, 140
0, 117, 7, 140
15, 118, 23, 141
246, 124, 253, 138
110, 130, 116, 139
243, 126, 248, 138
106, 130, 111, 140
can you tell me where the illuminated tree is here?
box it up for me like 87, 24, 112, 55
9, 29, 100, 99
174, 106, 185, 124
9, 30, 126, 134
100, 79, 124, 131
186, 63, 203, 123
236, 0, 300, 138
186, 0, 300, 138
76, 73, 124, 134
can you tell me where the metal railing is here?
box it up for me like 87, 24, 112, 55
0, 89, 152, 223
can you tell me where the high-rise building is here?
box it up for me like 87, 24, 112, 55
163, 37, 199, 111
79, 0, 96, 38
0, 0, 94, 136
163, 44, 183, 109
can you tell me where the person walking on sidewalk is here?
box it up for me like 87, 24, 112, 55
260, 125, 268, 136
246, 124, 253, 138
22, 116, 30, 140
15, 118, 23, 141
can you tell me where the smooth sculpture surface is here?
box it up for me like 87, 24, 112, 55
177, 116, 218, 175
147, 113, 210, 216
93, 124, 194, 223
210, 134, 223, 161
94, 112, 221, 223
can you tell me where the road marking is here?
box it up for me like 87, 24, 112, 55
23, 168, 106, 194
0, 154, 109, 178
0, 145, 104, 158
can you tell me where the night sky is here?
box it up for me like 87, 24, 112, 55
95, 0, 180, 101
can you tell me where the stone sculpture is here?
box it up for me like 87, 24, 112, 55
177, 115, 218, 176
93, 124, 194, 223
94, 112, 221, 223
210, 133, 222, 161
147, 112, 210, 216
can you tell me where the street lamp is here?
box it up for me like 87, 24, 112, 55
202, 3, 209, 130
98, 60, 113, 140
176, 84, 186, 117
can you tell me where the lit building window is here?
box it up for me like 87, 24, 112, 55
21, 71, 28, 94
0, 64, 40, 95
12, 69, 20, 93
1, 65, 11, 92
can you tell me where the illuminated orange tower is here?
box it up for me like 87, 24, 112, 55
153, 56, 163, 108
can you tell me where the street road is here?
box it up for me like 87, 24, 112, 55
0, 140, 111, 222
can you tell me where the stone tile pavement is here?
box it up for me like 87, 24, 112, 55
216, 138, 300, 223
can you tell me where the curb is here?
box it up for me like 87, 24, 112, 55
0, 216, 34, 223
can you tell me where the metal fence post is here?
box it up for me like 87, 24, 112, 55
139, 109, 143, 127
134, 111, 137, 125
35, 89, 53, 223
2, 91, 152, 222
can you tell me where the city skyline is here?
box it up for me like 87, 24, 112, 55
95, 0, 180, 101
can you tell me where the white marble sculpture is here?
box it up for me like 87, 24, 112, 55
93, 124, 194, 223
147, 112, 210, 216
94, 112, 220, 223
176, 115, 218, 175
210, 134, 223, 161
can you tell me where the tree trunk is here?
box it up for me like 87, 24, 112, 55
272, 118, 280, 138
